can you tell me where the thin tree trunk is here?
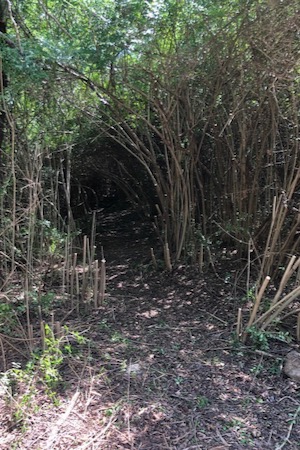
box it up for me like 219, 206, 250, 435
0, 0, 8, 163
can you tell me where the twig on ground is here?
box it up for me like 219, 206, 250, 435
46, 391, 80, 449
254, 349, 283, 359
77, 413, 117, 449
215, 426, 230, 447
278, 396, 300, 405
199, 309, 228, 325
275, 404, 300, 450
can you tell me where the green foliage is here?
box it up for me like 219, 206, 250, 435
29, 291, 57, 315
247, 326, 291, 351
0, 301, 15, 320
268, 360, 282, 376
247, 327, 269, 350
250, 363, 264, 375
7, 0, 255, 84
0, 302, 18, 334
9, 0, 166, 73
111, 331, 129, 345
0, 362, 36, 429
196, 395, 209, 408
41, 220, 68, 257
0, 323, 86, 426
0, 327, 79, 428
2, 0, 299, 270
98, 319, 111, 330
28, 325, 63, 402
0, 290, 62, 335
241, 286, 256, 304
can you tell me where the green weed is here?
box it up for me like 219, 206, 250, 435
111, 331, 129, 345
196, 395, 209, 408
247, 326, 291, 351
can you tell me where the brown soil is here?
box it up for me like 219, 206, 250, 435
0, 207, 299, 449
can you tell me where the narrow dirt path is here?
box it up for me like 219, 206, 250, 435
1, 206, 299, 449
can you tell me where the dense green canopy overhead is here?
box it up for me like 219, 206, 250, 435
4, 0, 263, 76
0, 0, 299, 266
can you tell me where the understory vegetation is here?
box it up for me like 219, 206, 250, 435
0, 0, 299, 448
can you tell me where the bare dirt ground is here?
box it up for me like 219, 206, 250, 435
0, 207, 299, 449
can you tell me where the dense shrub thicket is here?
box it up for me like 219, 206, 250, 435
0, 0, 299, 274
